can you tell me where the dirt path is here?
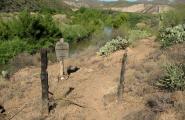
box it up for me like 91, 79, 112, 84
47, 37, 160, 120
1, 38, 163, 120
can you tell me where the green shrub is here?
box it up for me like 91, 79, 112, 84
98, 36, 129, 56
0, 11, 62, 64
156, 64, 185, 91
60, 24, 90, 42
69, 8, 153, 43
72, 8, 107, 33
111, 23, 130, 39
0, 37, 58, 65
0, 38, 27, 64
16, 11, 61, 40
160, 5, 185, 28
0, 10, 62, 41
136, 22, 147, 30
159, 24, 185, 47
127, 13, 151, 28
111, 13, 127, 28
128, 29, 151, 43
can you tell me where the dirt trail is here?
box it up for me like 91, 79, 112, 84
1, 38, 164, 120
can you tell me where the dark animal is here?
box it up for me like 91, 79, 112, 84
0, 105, 5, 113
67, 66, 80, 76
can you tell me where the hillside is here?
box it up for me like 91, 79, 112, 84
104, 4, 172, 14
0, 38, 185, 120
0, 1, 184, 120
63, 0, 172, 13
0, 0, 72, 12
0, 0, 40, 12
0, 0, 174, 13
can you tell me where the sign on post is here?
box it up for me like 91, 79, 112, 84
55, 38, 69, 80
55, 38, 69, 60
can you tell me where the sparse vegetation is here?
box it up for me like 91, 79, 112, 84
0, 1, 185, 119
98, 29, 151, 56
98, 36, 129, 56
128, 29, 151, 43
156, 64, 185, 91
0, 10, 62, 64
159, 24, 185, 47
0, 38, 27, 64
0, 6, 155, 65
60, 24, 90, 43
160, 4, 185, 28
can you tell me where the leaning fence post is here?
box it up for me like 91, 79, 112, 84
117, 49, 128, 101
40, 49, 49, 116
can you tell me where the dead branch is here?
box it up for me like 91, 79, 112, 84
8, 104, 27, 120
54, 98, 86, 108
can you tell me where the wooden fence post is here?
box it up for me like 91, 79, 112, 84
40, 49, 49, 116
117, 49, 128, 101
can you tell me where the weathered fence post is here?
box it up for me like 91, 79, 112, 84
117, 49, 128, 101
40, 49, 49, 116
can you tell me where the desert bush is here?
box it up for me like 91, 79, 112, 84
136, 22, 147, 30
98, 29, 150, 56
0, 8, 156, 65
128, 29, 151, 43
0, 38, 27, 64
160, 5, 185, 28
0, 10, 62, 41
156, 64, 185, 91
160, 11, 183, 28
16, 11, 61, 40
60, 24, 90, 42
111, 23, 130, 39
159, 24, 185, 47
127, 13, 151, 28
111, 13, 128, 28
69, 8, 153, 43
0, 19, 12, 40
98, 36, 129, 56
0, 11, 62, 64
75, 8, 108, 30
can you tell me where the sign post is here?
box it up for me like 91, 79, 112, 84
55, 38, 69, 80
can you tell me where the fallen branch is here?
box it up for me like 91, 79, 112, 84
64, 87, 74, 97
54, 98, 86, 108
8, 104, 27, 120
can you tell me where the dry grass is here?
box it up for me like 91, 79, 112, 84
0, 77, 9, 91
165, 43, 185, 64
0, 38, 184, 120
9, 53, 40, 72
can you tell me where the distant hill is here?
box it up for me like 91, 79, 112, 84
136, 0, 185, 4
0, 0, 40, 12
64, 0, 185, 6
0, 0, 72, 13
106, 4, 172, 14
63, 0, 172, 14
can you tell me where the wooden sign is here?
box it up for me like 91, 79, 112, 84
55, 41, 69, 60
